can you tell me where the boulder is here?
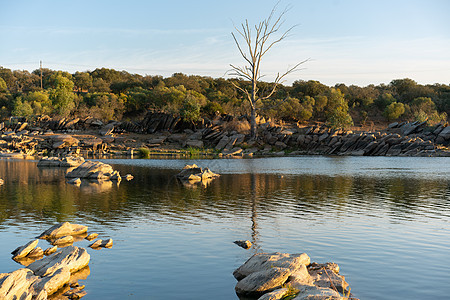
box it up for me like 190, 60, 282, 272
28, 245, 90, 277
186, 139, 204, 148
257, 288, 289, 300
291, 284, 341, 300
233, 252, 310, 281
11, 239, 39, 259
67, 178, 81, 185
235, 267, 291, 296
27, 247, 44, 258
0, 268, 45, 300
438, 126, 450, 140
32, 267, 71, 296
60, 156, 85, 167
38, 222, 88, 240
85, 233, 98, 241
37, 157, 62, 167
65, 161, 114, 179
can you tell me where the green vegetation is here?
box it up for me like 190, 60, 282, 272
0, 66, 448, 128
137, 147, 150, 158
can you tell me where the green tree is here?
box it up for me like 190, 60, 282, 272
12, 97, 33, 118
25, 91, 52, 115
180, 93, 201, 123
49, 75, 75, 117
0, 77, 8, 92
74, 72, 93, 93
325, 89, 353, 129
384, 102, 405, 121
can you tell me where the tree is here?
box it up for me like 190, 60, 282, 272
49, 75, 75, 117
325, 88, 353, 129
384, 102, 405, 121
229, 4, 307, 138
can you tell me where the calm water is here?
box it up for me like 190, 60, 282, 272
0, 156, 449, 299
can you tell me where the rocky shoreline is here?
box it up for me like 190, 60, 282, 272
1, 222, 113, 299
233, 252, 357, 300
0, 113, 448, 160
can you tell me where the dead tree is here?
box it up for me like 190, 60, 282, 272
230, 4, 307, 138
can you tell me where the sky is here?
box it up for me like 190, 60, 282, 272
0, 0, 449, 86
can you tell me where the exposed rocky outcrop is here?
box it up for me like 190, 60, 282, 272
234, 252, 357, 300
2, 222, 113, 299
37, 156, 85, 167
176, 164, 220, 183
65, 161, 120, 180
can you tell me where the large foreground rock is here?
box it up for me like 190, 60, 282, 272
1, 246, 89, 299
28, 245, 90, 277
235, 267, 291, 296
38, 222, 88, 240
233, 252, 310, 280
65, 160, 115, 179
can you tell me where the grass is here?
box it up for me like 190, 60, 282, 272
281, 284, 299, 300
137, 147, 150, 158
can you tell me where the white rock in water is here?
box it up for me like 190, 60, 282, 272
11, 239, 39, 259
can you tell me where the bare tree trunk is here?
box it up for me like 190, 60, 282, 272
250, 80, 257, 139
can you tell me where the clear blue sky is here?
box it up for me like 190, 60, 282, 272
1, 0, 449, 86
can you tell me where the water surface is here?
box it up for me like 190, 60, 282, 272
0, 156, 449, 299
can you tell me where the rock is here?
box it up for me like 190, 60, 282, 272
235, 267, 291, 296
11, 239, 39, 259
65, 161, 114, 179
27, 247, 44, 258
233, 252, 310, 281
28, 245, 90, 277
438, 126, 450, 140
60, 156, 85, 167
257, 288, 289, 300
99, 123, 114, 136
177, 164, 202, 179
110, 170, 121, 181
68, 178, 82, 185
308, 262, 350, 295
0, 268, 44, 300
234, 240, 252, 249
88, 239, 103, 248
44, 246, 58, 256
33, 266, 71, 296
291, 284, 341, 300
123, 174, 134, 181
215, 135, 230, 150
38, 222, 88, 240
85, 233, 98, 241
388, 122, 399, 129
37, 156, 62, 167
52, 235, 74, 246
185, 139, 204, 148
101, 238, 113, 248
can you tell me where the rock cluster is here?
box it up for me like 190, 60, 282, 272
1, 222, 113, 299
37, 156, 85, 167
176, 164, 220, 183
234, 252, 357, 300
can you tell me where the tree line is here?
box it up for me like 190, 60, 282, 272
0, 66, 448, 129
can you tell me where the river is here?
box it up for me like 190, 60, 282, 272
0, 156, 449, 299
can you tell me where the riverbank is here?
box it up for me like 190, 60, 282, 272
0, 115, 449, 160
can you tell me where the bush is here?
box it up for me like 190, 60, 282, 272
384, 102, 405, 121
138, 147, 150, 158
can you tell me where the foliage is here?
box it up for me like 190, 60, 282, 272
138, 147, 150, 158
12, 97, 33, 118
180, 93, 201, 123
49, 75, 75, 117
384, 102, 405, 121
325, 89, 353, 129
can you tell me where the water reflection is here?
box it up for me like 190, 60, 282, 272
0, 159, 450, 300
0, 159, 448, 230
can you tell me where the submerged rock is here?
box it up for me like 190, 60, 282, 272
52, 235, 74, 246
